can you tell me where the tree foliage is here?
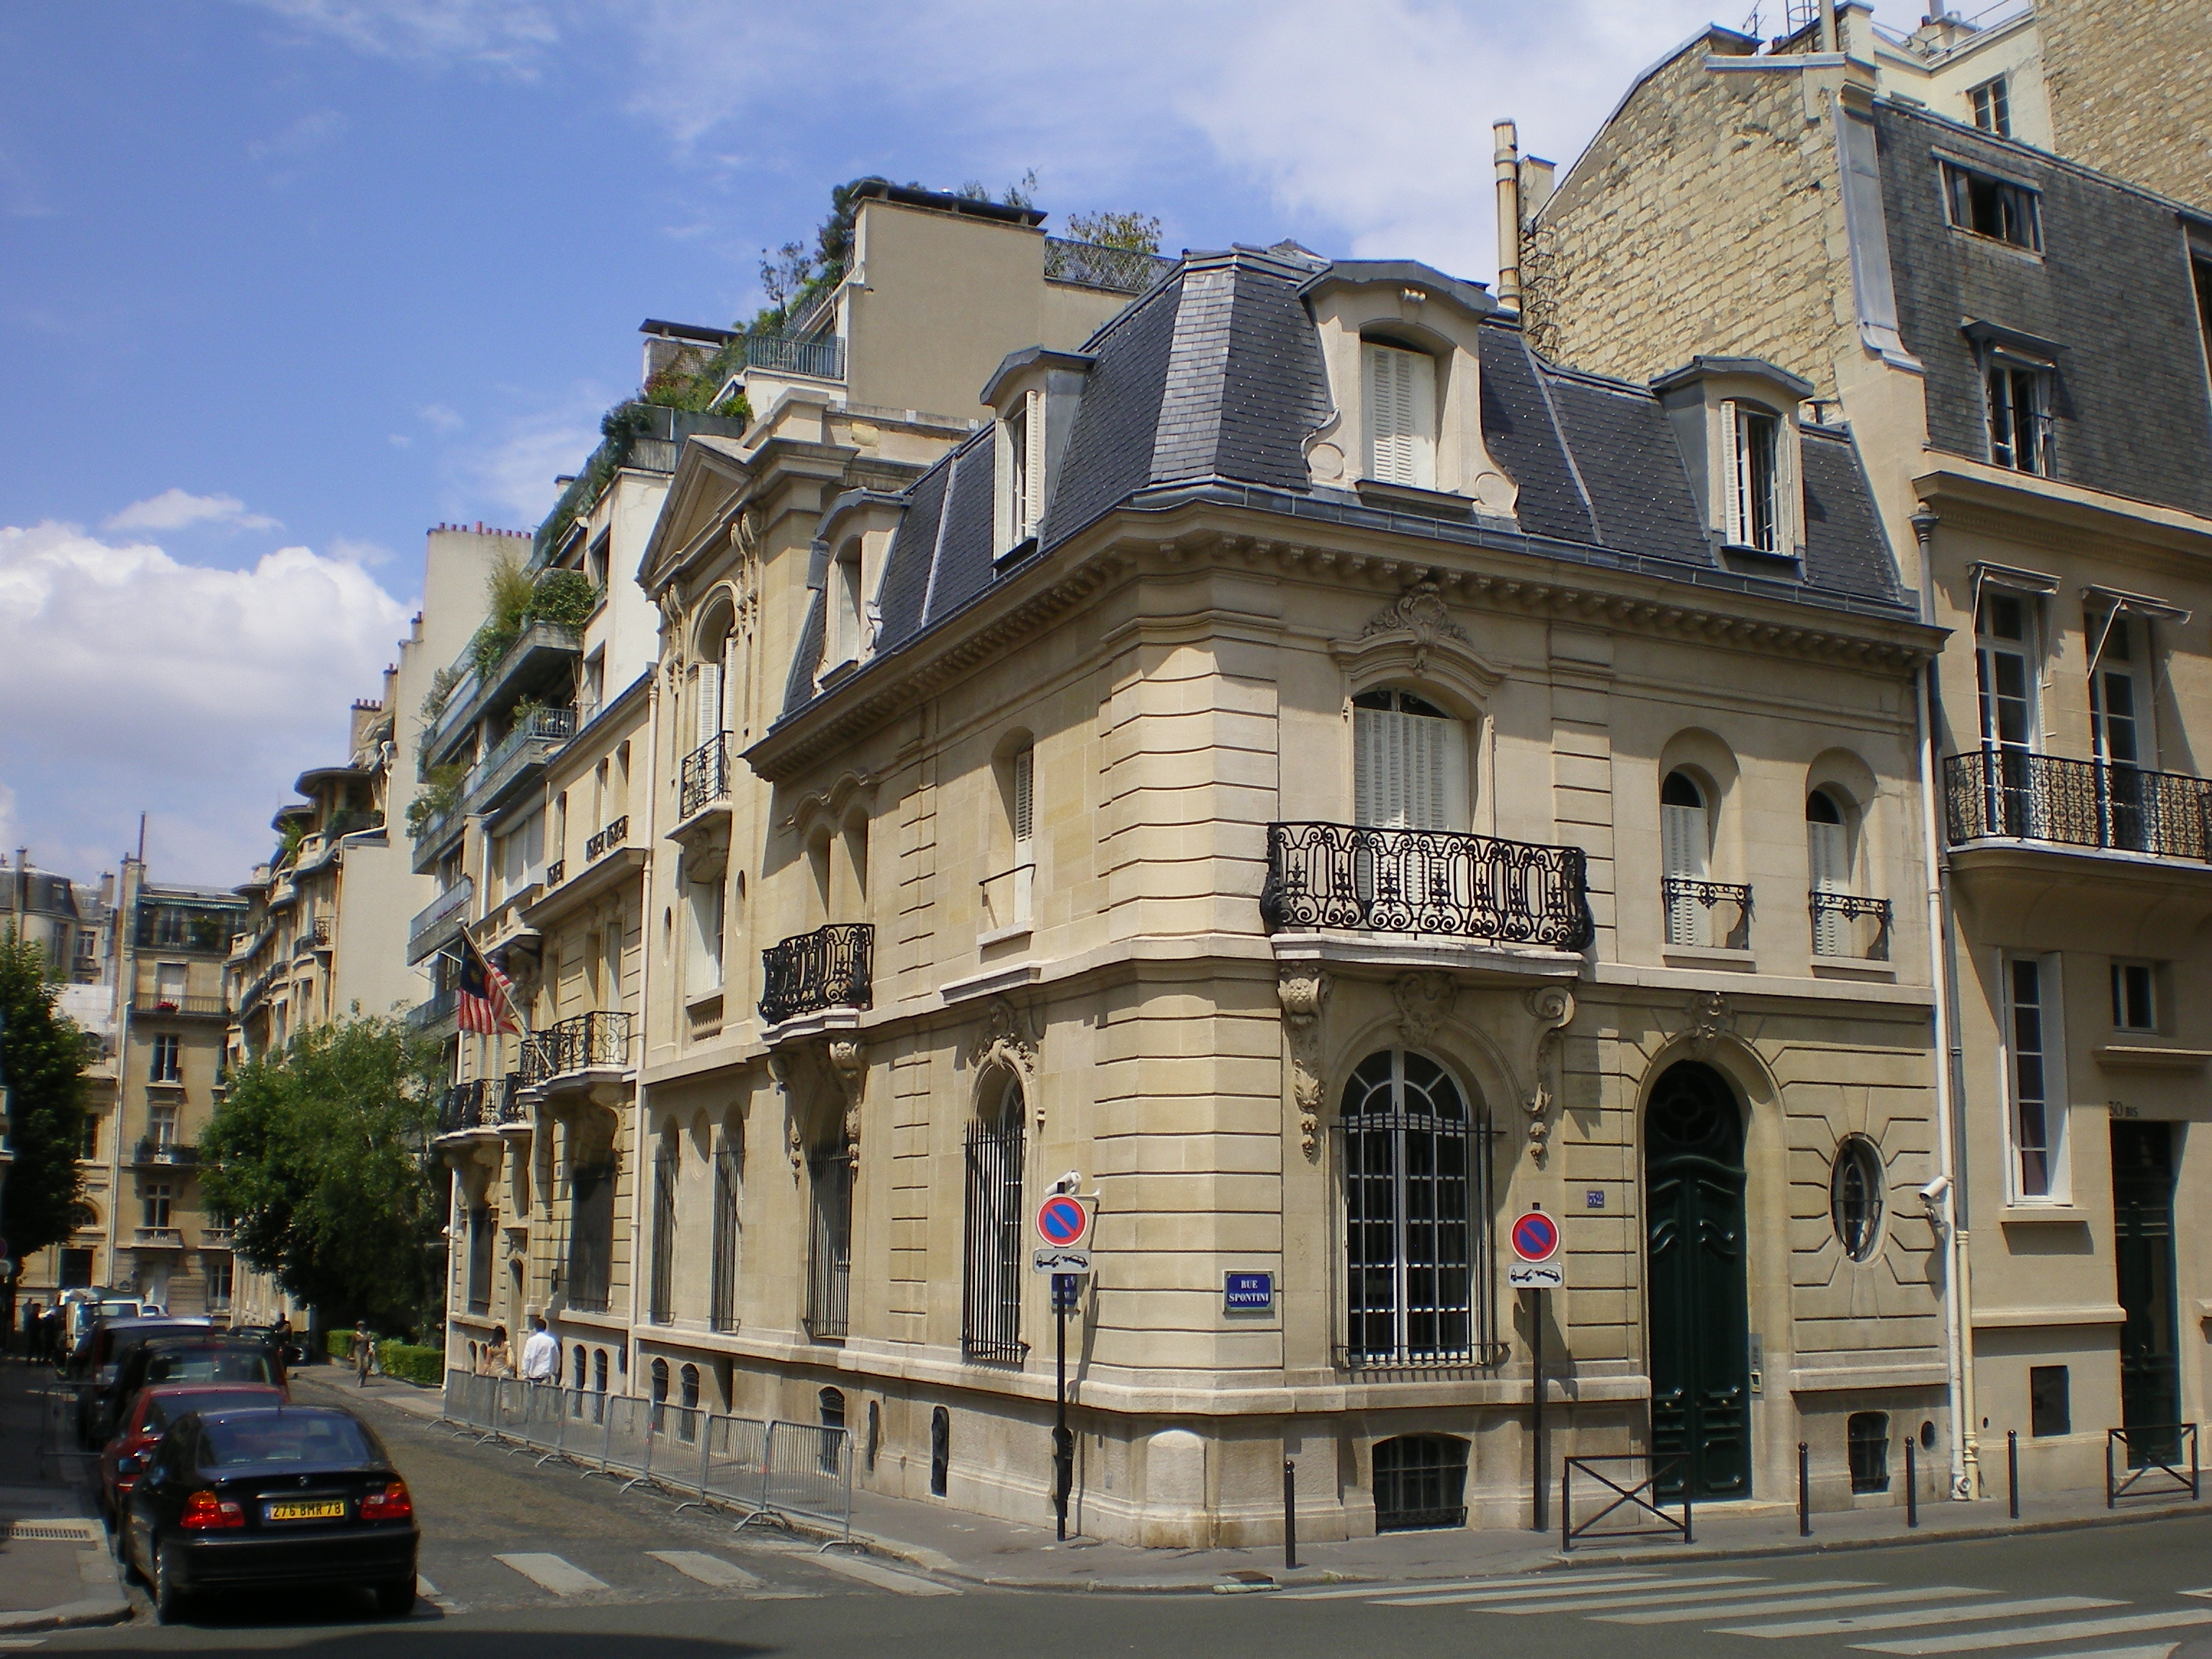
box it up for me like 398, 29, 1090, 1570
199, 1017, 444, 1332
1066, 210, 1162, 253
0, 928, 89, 1268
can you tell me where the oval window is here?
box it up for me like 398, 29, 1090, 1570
1830, 1136, 1885, 1262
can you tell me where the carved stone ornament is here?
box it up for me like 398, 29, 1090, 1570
1362, 580, 1470, 675
1392, 971, 1455, 1047
827, 1038, 866, 1160
1277, 968, 1333, 1160
766, 1049, 805, 1174
1688, 990, 1732, 1053
971, 996, 1040, 1126
1521, 985, 1576, 1163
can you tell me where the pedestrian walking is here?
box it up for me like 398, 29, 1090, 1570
19, 1301, 39, 1362
348, 1320, 375, 1387
519, 1314, 559, 1386
478, 1324, 513, 1378
40, 1306, 64, 1367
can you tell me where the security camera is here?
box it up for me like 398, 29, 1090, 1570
1919, 1174, 1951, 1205
1056, 1171, 1084, 1195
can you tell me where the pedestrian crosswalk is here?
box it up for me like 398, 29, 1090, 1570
431, 1544, 961, 1608
1282, 1563, 2212, 1658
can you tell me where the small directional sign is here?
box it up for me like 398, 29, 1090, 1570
1507, 1262, 1566, 1290
1035, 1193, 1091, 1250
1033, 1245, 1092, 1274
1511, 1209, 1561, 1264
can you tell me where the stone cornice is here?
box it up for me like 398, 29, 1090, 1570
1915, 461, 2212, 564
745, 505, 1940, 783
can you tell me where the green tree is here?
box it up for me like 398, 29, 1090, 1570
0, 927, 89, 1280
199, 1017, 444, 1333
1066, 210, 1162, 253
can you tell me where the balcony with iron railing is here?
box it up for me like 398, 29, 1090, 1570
408, 876, 474, 963
760, 924, 874, 1025
436, 1079, 490, 1136
678, 733, 731, 822
467, 703, 577, 811
585, 815, 629, 863
131, 991, 228, 1019
408, 986, 459, 1031
1259, 823, 1593, 949
521, 1011, 634, 1087
133, 1140, 197, 1167
734, 331, 844, 382
1662, 879, 1753, 951
1945, 748, 2212, 862
1811, 891, 1893, 961
132, 1227, 185, 1249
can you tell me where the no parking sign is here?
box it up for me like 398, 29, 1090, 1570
1509, 1208, 1565, 1290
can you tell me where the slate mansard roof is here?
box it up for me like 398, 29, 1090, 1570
785, 246, 1908, 723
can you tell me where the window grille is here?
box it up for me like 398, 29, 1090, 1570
962, 1089, 1028, 1362
2006, 958, 2056, 1197
565, 1161, 616, 1313
710, 1143, 742, 1332
648, 1145, 677, 1325
1829, 1138, 1884, 1262
1337, 1051, 1494, 1367
1848, 1412, 1891, 1492
1372, 1434, 1470, 1530
805, 1151, 853, 1341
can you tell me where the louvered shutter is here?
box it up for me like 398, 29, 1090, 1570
1660, 797, 1709, 947
1354, 706, 1451, 830
1808, 817, 1849, 956
1023, 389, 1047, 536
694, 661, 721, 750
1722, 401, 1748, 547
1011, 747, 1035, 923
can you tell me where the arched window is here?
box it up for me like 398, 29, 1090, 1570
1352, 688, 1465, 831
961, 1076, 1027, 1361
1340, 1051, 1488, 1365
817, 1386, 848, 1475
1661, 770, 1712, 946
649, 1357, 670, 1430
1830, 1136, 1884, 1262
1807, 790, 1851, 956
648, 1137, 678, 1324
711, 1124, 743, 1334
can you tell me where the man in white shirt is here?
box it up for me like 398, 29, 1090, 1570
519, 1314, 560, 1385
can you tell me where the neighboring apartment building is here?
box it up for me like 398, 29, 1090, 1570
9, 855, 120, 1301
428, 184, 1159, 1421
1517, 4, 2212, 1502
623, 231, 1939, 1543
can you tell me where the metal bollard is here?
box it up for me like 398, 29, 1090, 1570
1798, 1442, 1811, 1537
1283, 1459, 1298, 1571
1905, 1437, 1918, 1527
2008, 1430, 2020, 1520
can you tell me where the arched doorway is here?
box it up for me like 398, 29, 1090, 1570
1644, 1060, 1750, 1500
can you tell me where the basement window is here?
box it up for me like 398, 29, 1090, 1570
1943, 161, 2041, 251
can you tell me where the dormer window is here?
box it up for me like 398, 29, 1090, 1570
808, 494, 904, 691
981, 346, 1094, 562
1943, 160, 2041, 251
827, 540, 866, 669
1362, 341, 1436, 489
1727, 403, 1781, 553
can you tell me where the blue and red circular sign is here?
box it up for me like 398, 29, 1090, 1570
1035, 1195, 1090, 1248
1511, 1210, 1560, 1264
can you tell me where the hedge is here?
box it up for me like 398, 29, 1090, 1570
377, 1341, 444, 1387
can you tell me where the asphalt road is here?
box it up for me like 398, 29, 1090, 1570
28, 1374, 2212, 1659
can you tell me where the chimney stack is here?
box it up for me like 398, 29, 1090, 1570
1493, 120, 1523, 310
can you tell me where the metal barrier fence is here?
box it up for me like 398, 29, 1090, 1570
2106, 1423, 2200, 1508
441, 1372, 852, 1538
1560, 1454, 1693, 1551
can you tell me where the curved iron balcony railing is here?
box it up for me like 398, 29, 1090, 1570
1260, 822, 1593, 949
585, 815, 629, 862
521, 1010, 634, 1085
1944, 747, 2212, 861
436, 1079, 487, 1135
760, 924, 874, 1024
680, 732, 731, 819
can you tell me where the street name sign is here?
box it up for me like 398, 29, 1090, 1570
1223, 1271, 1274, 1311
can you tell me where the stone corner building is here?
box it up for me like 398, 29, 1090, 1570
616, 236, 1943, 1543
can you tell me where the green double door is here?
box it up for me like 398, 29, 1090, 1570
1646, 1061, 1752, 1501
2112, 1121, 2182, 1463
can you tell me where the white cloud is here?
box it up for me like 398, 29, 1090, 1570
247, 107, 348, 164
243, 0, 565, 76
454, 388, 608, 524
104, 488, 282, 534
418, 403, 464, 433
0, 521, 411, 885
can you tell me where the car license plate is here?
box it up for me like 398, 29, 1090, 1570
265, 1499, 346, 1521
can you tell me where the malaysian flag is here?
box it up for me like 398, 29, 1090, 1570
455, 939, 521, 1036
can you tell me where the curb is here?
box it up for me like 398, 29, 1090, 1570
0, 1594, 132, 1634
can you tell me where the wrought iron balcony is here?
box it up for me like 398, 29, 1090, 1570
133, 1140, 197, 1166
1945, 748, 2212, 861
1663, 879, 1753, 950
760, 924, 874, 1025
132, 992, 228, 1018
132, 1227, 185, 1249
521, 1010, 634, 1085
679, 733, 731, 819
544, 859, 565, 887
408, 876, 472, 962
1811, 891, 1892, 961
585, 815, 629, 862
436, 1079, 489, 1135
1259, 823, 1593, 949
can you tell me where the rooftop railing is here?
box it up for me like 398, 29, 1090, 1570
1260, 822, 1593, 950
1043, 236, 1178, 295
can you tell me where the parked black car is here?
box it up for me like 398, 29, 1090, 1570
71, 1318, 214, 1446
123, 1405, 418, 1622
90, 1339, 284, 1449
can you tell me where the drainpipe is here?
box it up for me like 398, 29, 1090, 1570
1912, 507, 1977, 1501
1492, 120, 1523, 310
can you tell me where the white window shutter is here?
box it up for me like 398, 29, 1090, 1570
1722, 401, 1748, 546
1809, 817, 1848, 956
1354, 705, 1455, 830
1661, 802, 1707, 881
1012, 747, 1035, 850
1023, 389, 1046, 536
695, 660, 722, 748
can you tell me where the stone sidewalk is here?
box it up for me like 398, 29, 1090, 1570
0, 1357, 131, 1632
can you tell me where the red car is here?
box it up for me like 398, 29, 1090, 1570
98, 1383, 287, 1524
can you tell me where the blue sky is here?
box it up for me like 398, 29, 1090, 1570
0, 0, 1758, 886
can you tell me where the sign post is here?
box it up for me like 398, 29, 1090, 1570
1035, 1194, 1093, 1541
1511, 1208, 1563, 1532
